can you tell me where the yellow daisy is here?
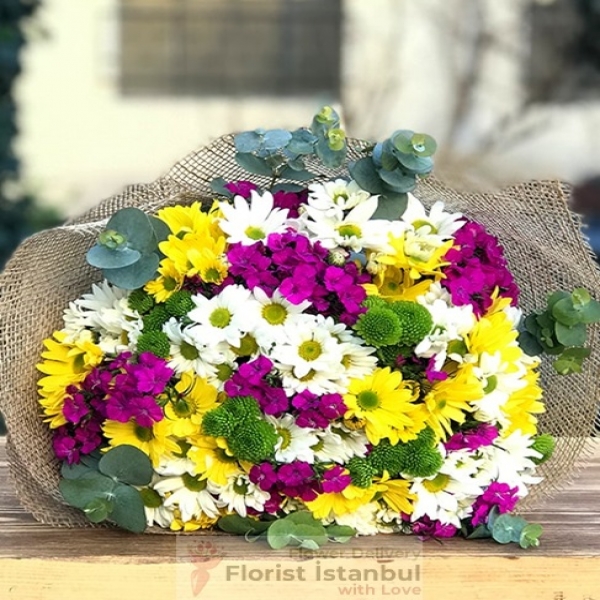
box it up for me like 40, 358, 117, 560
344, 367, 427, 445
305, 484, 376, 519
187, 435, 243, 485
144, 258, 185, 303
363, 263, 433, 302
37, 330, 104, 428
502, 364, 545, 436
102, 418, 180, 467
423, 363, 483, 441
170, 512, 219, 532
164, 372, 219, 438
157, 202, 214, 237
375, 475, 415, 515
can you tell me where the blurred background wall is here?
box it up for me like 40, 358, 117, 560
12, 0, 600, 218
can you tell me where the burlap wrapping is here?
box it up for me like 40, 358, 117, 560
1, 134, 599, 530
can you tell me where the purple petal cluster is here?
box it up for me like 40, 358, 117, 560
53, 352, 173, 464
471, 481, 520, 527
224, 356, 289, 416
441, 220, 520, 316
249, 460, 320, 505
223, 180, 308, 219
412, 516, 458, 539
444, 423, 499, 452
227, 231, 371, 325
291, 390, 346, 428
321, 465, 352, 493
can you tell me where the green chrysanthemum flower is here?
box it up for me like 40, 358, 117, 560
227, 420, 278, 463
128, 289, 155, 314
389, 301, 433, 346
531, 433, 556, 465
201, 406, 237, 438
346, 456, 376, 488
165, 290, 195, 317
354, 307, 402, 347
368, 439, 405, 477
221, 395, 262, 422
136, 331, 170, 358
398, 441, 443, 478
142, 305, 170, 332
362, 296, 387, 310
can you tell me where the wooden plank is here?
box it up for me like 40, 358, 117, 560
1, 437, 599, 598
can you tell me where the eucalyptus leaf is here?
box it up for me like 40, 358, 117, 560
271, 182, 305, 193
325, 524, 356, 543
234, 131, 262, 153
103, 253, 160, 290
391, 130, 414, 154
86, 244, 141, 270
519, 523, 543, 549
579, 299, 600, 323
285, 511, 323, 527
297, 539, 320, 550
263, 129, 292, 151
547, 290, 570, 309
84, 497, 113, 523
554, 321, 587, 347
279, 166, 316, 182
466, 525, 492, 540
99, 445, 153, 486
517, 331, 544, 356
349, 157, 386, 194
210, 177, 234, 198
149, 215, 171, 244
61, 462, 97, 480
394, 153, 433, 174
235, 152, 274, 177
378, 168, 417, 193
371, 193, 408, 220
287, 129, 317, 155
267, 518, 293, 549
218, 514, 272, 535
106, 207, 155, 254
109, 483, 147, 533
492, 514, 527, 544
552, 298, 580, 327
315, 137, 346, 169
571, 287, 591, 307
59, 473, 117, 510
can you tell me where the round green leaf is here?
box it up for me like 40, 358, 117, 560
59, 473, 117, 510
235, 152, 273, 176
99, 445, 153, 486
267, 519, 293, 549
86, 244, 141, 269
234, 131, 262, 153
109, 483, 147, 533
106, 207, 155, 254
555, 321, 587, 347
552, 298, 580, 326
492, 514, 527, 544
263, 129, 292, 151
84, 497, 113, 523
103, 253, 160, 289
349, 157, 386, 194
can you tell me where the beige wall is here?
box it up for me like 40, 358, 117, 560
15, 0, 600, 217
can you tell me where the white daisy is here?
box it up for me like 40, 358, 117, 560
153, 473, 223, 521
163, 318, 221, 378
144, 501, 176, 529
312, 426, 368, 463
219, 190, 290, 245
188, 285, 252, 347
335, 503, 380, 536
401, 193, 464, 239
63, 280, 143, 354
218, 474, 271, 518
300, 196, 393, 253
307, 179, 373, 214
267, 414, 319, 463
248, 287, 311, 349
271, 317, 346, 395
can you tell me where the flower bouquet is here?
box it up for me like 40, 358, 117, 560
1, 107, 600, 550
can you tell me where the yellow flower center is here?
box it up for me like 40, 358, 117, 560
343, 416, 367, 430
262, 302, 288, 325
356, 390, 380, 411
244, 226, 266, 241
277, 427, 292, 450
298, 340, 323, 362
209, 307, 232, 328
423, 473, 450, 493
337, 223, 362, 239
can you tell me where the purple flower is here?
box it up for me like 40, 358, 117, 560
249, 462, 278, 491
272, 189, 308, 219
277, 461, 318, 500
62, 392, 89, 424
425, 357, 449, 383
53, 430, 80, 464
128, 395, 164, 428
224, 180, 258, 198
132, 352, 173, 394
445, 423, 499, 452
321, 466, 352, 493
412, 516, 458, 539
237, 356, 273, 386
471, 481, 520, 527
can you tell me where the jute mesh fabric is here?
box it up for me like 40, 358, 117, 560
1, 135, 599, 529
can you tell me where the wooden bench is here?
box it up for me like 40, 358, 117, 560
1, 436, 599, 599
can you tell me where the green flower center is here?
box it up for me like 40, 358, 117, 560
334, 191, 349, 203
214, 448, 239, 463
412, 219, 437, 234
244, 226, 266, 241
311, 438, 325, 452
216, 363, 234, 381
209, 307, 232, 328
180, 341, 199, 360
436, 399, 447, 411
382, 281, 399, 294
277, 427, 292, 450
233, 480, 249, 495
356, 390, 381, 411
172, 397, 194, 418
164, 276, 178, 291
140, 487, 163, 508
232, 334, 258, 357
262, 302, 288, 325
134, 425, 154, 442
182, 472, 208, 492
298, 340, 323, 361
203, 267, 222, 283
337, 223, 362, 239
423, 473, 450, 493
